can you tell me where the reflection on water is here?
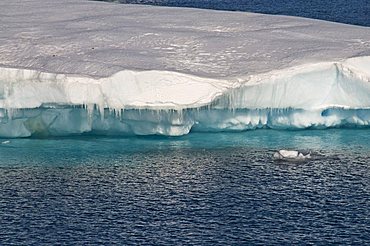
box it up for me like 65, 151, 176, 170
0, 129, 370, 244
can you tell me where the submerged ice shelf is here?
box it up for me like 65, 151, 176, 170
2, 107, 370, 137
0, 0, 370, 137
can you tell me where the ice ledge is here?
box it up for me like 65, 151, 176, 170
1, 56, 369, 111
0, 56, 370, 137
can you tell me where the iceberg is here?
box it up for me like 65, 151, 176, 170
273, 150, 311, 160
0, 0, 369, 137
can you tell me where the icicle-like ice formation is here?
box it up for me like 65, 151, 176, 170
0, 57, 369, 137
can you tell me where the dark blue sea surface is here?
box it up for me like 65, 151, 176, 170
1, 129, 370, 244
98, 0, 370, 26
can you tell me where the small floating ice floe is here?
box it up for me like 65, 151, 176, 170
1, 140, 10, 144
273, 150, 311, 160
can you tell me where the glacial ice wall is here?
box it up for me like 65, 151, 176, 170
0, 56, 369, 137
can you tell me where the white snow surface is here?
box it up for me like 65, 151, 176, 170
0, 0, 370, 137
1, 0, 370, 79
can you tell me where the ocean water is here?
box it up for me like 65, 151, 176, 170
1, 129, 370, 244
98, 0, 370, 26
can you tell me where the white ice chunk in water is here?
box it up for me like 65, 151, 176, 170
273, 150, 311, 160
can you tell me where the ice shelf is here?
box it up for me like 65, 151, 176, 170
0, 0, 370, 137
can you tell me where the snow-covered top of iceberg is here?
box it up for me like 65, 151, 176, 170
0, 0, 369, 79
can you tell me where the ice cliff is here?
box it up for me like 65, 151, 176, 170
0, 0, 370, 137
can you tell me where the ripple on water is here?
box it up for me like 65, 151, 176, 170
0, 130, 370, 244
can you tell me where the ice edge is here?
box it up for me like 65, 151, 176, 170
0, 56, 370, 137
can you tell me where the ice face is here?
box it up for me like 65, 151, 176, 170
1, 107, 370, 138
1, 57, 369, 111
0, 56, 370, 137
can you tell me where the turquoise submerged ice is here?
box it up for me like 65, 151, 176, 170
0, 0, 370, 137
